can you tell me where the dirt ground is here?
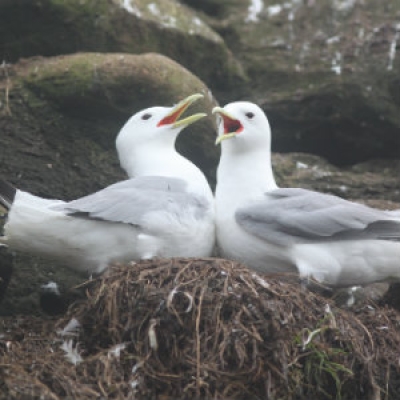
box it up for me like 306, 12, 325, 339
1, 258, 400, 400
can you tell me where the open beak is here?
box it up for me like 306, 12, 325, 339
212, 106, 243, 145
157, 93, 207, 128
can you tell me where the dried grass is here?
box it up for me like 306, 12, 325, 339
1, 258, 400, 399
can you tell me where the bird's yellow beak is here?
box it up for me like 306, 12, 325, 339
212, 106, 243, 145
215, 132, 237, 145
157, 93, 207, 128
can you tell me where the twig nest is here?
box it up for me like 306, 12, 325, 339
56, 258, 400, 399
2, 258, 400, 399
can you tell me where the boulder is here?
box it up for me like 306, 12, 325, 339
202, 0, 400, 164
0, 0, 245, 94
0, 52, 218, 197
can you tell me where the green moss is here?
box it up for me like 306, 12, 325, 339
291, 315, 354, 400
0, 0, 246, 92
23, 56, 95, 101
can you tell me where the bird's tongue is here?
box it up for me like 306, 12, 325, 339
157, 104, 187, 127
222, 115, 243, 134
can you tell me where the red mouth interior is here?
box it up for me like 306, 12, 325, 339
222, 115, 243, 134
157, 104, 186, 127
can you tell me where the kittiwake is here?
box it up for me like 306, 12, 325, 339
213, 101, 400, 287
0, 94, 215, 275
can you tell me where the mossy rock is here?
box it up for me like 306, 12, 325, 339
0, 0, 246, 93
1, 52, 219, 195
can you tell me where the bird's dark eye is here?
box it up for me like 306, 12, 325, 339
141, 113, 152, 120
245, 112, 255, 119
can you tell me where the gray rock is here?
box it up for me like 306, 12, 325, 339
207, 0, 400, 164
0, 247, 13, 305
273, 152, 400, 210
0, 0, 245, 94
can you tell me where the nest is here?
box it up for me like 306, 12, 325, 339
2, 257, 400, 399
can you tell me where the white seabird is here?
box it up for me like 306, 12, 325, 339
0, 94, 215, 275
213, 101, 400, 287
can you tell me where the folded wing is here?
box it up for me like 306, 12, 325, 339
52, 176, 209, 227
236, 188, 400, 246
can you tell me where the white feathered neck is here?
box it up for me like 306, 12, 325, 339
216, 102, 278, 209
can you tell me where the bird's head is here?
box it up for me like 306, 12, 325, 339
213, 102, 271, 151
116, 93, 206, 153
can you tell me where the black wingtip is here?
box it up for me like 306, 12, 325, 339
0, 179, 17, 210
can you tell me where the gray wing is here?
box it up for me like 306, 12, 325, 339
236, 188, 400, 246
52, 176, 208, 225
